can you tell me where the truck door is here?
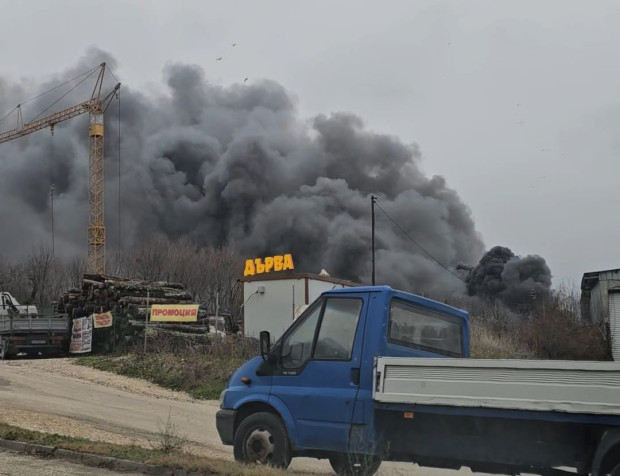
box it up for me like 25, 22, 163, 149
270, 293, 369, 452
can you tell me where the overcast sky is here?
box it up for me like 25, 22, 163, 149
1, 0, 619, 286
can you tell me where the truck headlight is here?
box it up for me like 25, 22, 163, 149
219, 389, 227, 408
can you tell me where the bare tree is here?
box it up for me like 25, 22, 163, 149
199, 244, 243, 314
25, 247, 68, 306
67, 257, 87, 289
166, 236, 201, 292
0, 255, 30, 303
124, 235, 172, 281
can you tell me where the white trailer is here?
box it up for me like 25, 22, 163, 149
240, 272, 357, 340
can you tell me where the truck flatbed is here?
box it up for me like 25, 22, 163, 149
1, 315, 69, 333
374, 356, 620, 416
1, 315, 70, 358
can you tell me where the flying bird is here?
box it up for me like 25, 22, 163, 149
244, 78, 248, 83
216, 57, 223, 61
232, 43, 237, 47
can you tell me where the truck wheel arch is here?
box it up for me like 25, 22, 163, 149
233, 397, 299, 448
592, 429, 620, 476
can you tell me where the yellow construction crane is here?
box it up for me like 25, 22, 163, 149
0, 63, 121, 275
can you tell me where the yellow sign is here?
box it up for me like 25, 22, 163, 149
244, 254, 294, 277
93, 311, 113, 328
150, 304, 199, 322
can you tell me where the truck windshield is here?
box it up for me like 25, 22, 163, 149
388, 299, 463, 357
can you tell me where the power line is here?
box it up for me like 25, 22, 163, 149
0, 65, 100, 127
107, 66, 120, 84
21, 66, 100, 107
374, 200, 466, 283
0, 106, 17, 126
30, 68, 98, 122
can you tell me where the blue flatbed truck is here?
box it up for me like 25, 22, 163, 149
216, 286, 620, 475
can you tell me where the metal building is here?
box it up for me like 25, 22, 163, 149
580, 268, 620, 360
240, 273, 358, 341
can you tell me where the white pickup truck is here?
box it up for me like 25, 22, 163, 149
1, 291, 68, 359
0, 292, 38, 317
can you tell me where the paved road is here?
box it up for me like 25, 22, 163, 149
0, 448, 144, 476
0, 358, 488, 475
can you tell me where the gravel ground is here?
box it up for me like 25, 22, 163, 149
0, 357, 491, 475
0, 448, 144, 476
8, 357, 196, 401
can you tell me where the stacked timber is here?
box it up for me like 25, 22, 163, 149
57, 274, 209, 353
57, 274, 195, 320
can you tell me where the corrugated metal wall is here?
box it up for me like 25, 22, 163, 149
600, 270, 620, 281
608, 292, 620, 361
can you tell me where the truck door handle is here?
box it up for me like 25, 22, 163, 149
351, 367, 360, 385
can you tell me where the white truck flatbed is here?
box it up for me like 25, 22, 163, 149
1, 315, 69, 333
374, 357, 620, 416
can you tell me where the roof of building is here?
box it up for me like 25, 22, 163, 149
581, 268, 620, 291
238, 272, 360, 287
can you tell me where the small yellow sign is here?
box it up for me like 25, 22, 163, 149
93, 311, 113, 328
150, 304, 199, 322
244, 254, 294, 277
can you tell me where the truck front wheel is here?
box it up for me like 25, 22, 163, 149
233, 412, 291, 469
329, 452, 381, 476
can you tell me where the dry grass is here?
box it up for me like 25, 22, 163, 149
0, 421, 295, 476
447, 283, 613, 361
468, 302, 610, 361
470, 320, 535, 359
78, 334, 259, 399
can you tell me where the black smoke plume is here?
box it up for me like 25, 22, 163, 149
466, 246, 552, 311
1, 49, 489, 296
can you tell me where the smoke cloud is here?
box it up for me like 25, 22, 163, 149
0, 48, 513, 297
466, 246, 552, 310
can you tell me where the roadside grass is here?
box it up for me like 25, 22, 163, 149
469, 313, 609, 361
76, 333, 258, 400
0, 421, 292, 476
470, 320, 535, 359
77, 353, 244, 399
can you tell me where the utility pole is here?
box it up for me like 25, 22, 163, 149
50, 184, 55, 257
371, 195, 377, 285
144, 288, 150, 353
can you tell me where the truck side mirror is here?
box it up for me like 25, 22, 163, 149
259, 331, 271, 362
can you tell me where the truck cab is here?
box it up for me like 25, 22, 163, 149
0, 292, 38, 318
216, 286, 469, 473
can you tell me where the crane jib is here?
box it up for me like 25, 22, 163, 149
0, 102, 90, 144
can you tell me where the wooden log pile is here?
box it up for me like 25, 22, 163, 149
56, 274, 210, 353
57, 274, 196, 320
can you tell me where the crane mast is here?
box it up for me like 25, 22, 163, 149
0, 63, 120, 275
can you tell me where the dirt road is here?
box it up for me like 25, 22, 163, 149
0, 358, 485, 475
0, 449, 144, 476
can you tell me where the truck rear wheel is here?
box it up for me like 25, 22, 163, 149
233, 412, 291, 469
329, 452, 381, 476
0, 339, 12, 360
